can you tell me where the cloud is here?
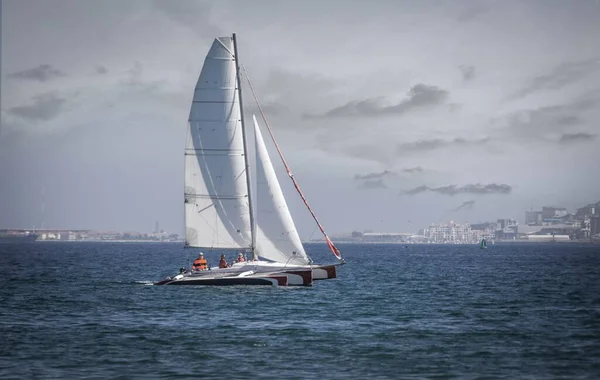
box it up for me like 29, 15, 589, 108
558, 132, 597, 144
337, 142, 395, 166
152, 0, 220, 35
397, 137, 489, 155
459, 65, 476, 81
511, 58, 600, 99
305, 84, 449, 119
7, 93, 67, 121
354, 170, 395, 180
96, 65, 108, 74
403, 185, 429, 195
246, 102, 290, 120
457, 4, 492, 22
499, 94, 598, 141
402, 166, 424, 173
118, 61, 166, 93
358, 179, 387, 190
7, 64, 65, 82
452, 200, 475, 211
402, 183, 512, 196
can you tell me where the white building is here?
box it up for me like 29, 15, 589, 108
424, 221, 475, 244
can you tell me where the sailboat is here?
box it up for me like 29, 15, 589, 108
479, 238, 487, 249
155, 34, 344, 287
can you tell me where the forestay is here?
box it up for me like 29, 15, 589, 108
184, 37, 252, 249
253, 115, 309, 265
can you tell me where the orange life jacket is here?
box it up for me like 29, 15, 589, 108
192, 258, 207, 270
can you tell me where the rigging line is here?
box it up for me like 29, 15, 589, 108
308, 225, 319, 242
241, 65, 343, 261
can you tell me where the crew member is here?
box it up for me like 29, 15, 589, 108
218, 254, 229, 268
192, 252, 208, 270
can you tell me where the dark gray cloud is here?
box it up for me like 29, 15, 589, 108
559, 132, 597, 144
7, 64, 65, 82
358, 179, 387, 190
511, 58, 600, 99
459, 65, 476, 81
354, 170, 395, 180
402, 183, 512, 196
452, 200, 475, 211
305, 84, 448, 119
402, 166, 423, 173
403, 185, 429, 195
8, 93, 66, 121
397, 137, 489, 155
500, 94, 598, 140
96, 65, 108, 74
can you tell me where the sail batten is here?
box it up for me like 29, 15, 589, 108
184, 36, 252, 249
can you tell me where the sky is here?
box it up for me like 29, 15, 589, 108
1, 0, 600, 238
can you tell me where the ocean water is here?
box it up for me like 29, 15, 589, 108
1, 242, 599, 379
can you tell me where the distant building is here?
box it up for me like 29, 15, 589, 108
424, 221, 474, 244
362, 232, 411, 243
591, 215, 600, 236
496, 219, 518, 240
470, 222, 496, 242
542, 206, 567, 222
527, 234, 571, 242
351, 231, 363, 239
576, 204, 597, 219
525, 211, 542, 225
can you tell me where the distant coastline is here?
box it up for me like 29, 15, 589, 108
306, 240, 598, 245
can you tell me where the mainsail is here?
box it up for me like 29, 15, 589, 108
253, 115, 310, 265
184, 37, 252, 249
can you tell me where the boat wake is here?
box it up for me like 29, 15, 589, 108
133, 280, 155, 286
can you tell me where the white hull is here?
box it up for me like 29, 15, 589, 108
156, 267, 312, 286
200, 260, 339, 280
154, 260, 342, 286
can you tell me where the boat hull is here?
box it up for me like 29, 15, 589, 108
157, 276, 285, 286
154, 268, 312, 287
312, 264, 337, 280
153, 260, 341, 287
198, 261, 339, 279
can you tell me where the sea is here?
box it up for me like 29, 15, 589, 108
1, 242, 599, 379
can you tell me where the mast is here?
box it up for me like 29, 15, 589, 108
232, 33, 257, 259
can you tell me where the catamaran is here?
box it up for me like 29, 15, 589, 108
155, 34, 344, 286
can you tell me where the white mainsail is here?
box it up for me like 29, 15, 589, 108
184, 37, 252, 249
253, 115, 310, 265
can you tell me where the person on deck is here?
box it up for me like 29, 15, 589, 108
236, 252, 245, 263
218, 254, 229, 268
192, 252, 208, 271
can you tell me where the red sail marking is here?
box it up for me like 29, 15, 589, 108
242, 66, 342, 261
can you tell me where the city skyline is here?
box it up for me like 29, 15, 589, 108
2, 1, 600, 239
